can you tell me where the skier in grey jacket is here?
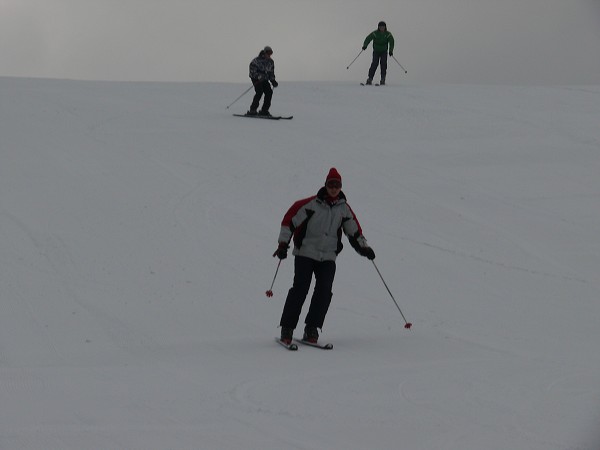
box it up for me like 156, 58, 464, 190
274, 168, 375, 344
248, 46, 278, 116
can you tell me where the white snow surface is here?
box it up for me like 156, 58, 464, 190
1, 77, 600, 450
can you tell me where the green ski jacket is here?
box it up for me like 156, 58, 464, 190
363, 30, 395, 53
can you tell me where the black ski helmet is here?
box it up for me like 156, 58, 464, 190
378, 21, 387, 28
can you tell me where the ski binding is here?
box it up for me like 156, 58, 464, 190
294, 338, 333, 350
275, 337, 298, 350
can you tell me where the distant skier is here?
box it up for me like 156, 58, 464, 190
273, 168, 376, 345
247, 46, 278, 117
362, 21, 395, 85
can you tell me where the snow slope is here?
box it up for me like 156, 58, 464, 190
1, 77, 599, 449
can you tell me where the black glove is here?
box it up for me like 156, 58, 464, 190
271, 80, 278, 88
362, 46, 367, 51
359, 246, 375, 260
273, 242, 289, 259
389, 51, 393, 57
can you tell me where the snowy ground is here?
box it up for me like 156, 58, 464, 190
1, 77, 599, 449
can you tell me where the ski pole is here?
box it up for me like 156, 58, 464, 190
391, 55, 408, 74
265, 259, 282, 297
226, 84, 254, 109
346, 49, 364, 70
371, 260, 412, 329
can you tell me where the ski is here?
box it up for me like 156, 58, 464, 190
233, 114, 293, 120
294, 338, 333, 350
360, 83, 380, 86
275, 337, 298, 351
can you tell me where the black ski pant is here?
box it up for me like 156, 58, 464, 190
279, 256, 336, 330
368, 51, 388, 82
250, 80, 273, 112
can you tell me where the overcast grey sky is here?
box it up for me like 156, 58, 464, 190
1, 0, 599, 85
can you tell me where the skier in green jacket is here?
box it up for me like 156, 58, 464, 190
362, 21, 395, 85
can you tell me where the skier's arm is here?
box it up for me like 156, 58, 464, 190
269, 62, 277, 85
388, 33, 395, 54
249, 59, 259, 80
362, 32, 375, 50
343, 204, 374, 259
277, 196, 316, 244
342, 206, 365, 247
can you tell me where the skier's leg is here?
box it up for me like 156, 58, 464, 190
380, 53, 388, 83
368, 51, 380, 81
250, 82, 264, 112
261, 82, 273, 112
280, 256, 314, 329
304, 260, 336, 329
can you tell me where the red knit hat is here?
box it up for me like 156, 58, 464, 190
325, 167, 342, 186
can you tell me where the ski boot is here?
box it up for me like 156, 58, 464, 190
303, 326, 319, 344
280, 327, 294, 345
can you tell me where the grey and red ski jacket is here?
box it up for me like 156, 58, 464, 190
277, 187, 369, 262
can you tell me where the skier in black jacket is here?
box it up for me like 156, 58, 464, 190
248, 46, 278, 117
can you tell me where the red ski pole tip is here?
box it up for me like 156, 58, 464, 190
405, 323, 413, 329
265, 290, 273, 297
